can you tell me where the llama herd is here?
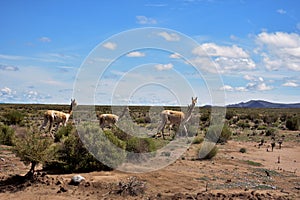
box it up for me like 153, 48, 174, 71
40, 97, 198, 139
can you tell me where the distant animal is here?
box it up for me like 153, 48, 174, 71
40, 99, 77, 138
265, 170, 270, 177
97, 106, 129, 130
271, 141, 276, 152
156, 97, 198, 139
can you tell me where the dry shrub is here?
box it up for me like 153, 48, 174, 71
115, 176, 146, 196
198, 141, 218, 160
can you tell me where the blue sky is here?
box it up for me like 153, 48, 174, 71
0, 0, 300, 105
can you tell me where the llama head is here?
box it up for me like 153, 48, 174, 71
191, 97, 198, 105
71, 99, 77, 107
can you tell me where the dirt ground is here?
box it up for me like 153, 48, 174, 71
0, 133, 299, 200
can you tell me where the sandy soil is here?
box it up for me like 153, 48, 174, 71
0, 134, 299, 200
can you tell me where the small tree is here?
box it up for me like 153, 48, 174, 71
286, 116, 299, 131
13, 128, 57, 178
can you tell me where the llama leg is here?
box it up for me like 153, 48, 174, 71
55, 123, 60, 131
40, 117, 48, 131
161, 120, 168, 139
183, 124, 188, 137
99, 118, 104, 130
157, 118, 167, 139
48, 118, 53, 132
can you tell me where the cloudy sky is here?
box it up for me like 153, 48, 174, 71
0, 0, 300, 105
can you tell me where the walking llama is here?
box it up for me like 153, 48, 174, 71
97, 106, 129, 130
40, 99, 77, 138
156, 97, 197, 139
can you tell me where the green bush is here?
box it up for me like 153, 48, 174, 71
13, 127, 57, 176
77, 124, 126, 170
46, 123, 127, 173
237, 121, 250, 129
126, 137, 156, 153
3, 110, 25, 126
265, 128, 276, 136
192, 136, 204, 144
286, 116, 300, 131
198, 142, 218, 160
239, 147, 247, 153
205, 124, 232, 143
54, 123, 73, 142
0, 124, 15, 146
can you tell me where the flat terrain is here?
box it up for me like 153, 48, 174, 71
0, 104, 299, 199
0, 136, 299, 199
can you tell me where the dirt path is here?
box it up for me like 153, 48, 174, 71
0, 139, 299, 199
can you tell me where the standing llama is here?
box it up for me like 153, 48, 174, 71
40, 99, 77, 138
156, 97, 197, 139
97, 106, 129, 130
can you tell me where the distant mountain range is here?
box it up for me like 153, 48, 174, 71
227, 100, 300, 108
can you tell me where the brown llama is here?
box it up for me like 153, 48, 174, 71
40, 99, 77, 138
156, 97, 197, 139
97, 106, 129, 130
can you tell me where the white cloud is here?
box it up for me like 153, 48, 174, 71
39, 37, 51, 43
214, 57, 256, 72
0, 64, 19, 71
256, 32, 300, 71
126, 51, 145, 57
157, 32, 180, 41
0, 54, 26, 60
256, 83, 273, 91
41, 79, 64, 86
194, 43, 249, 58
154, 63, 173, 71
277, 9, 286, 14
243, 75, 273, 91
282, 81, 299, 87
0, 87, 12, 95
220, 85, 233, 91
246, 82, 273, 91
244, 74, 255, 81
235, 87, 248, 92
169, 53, 181, 59
257, 32, 299, 48
136, 16, 157, 24
192, 43, 255, 73
102, 42, 117, 50
220, 85, 248, 92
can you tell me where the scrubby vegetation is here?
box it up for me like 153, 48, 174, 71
13, 127, 57, 177
0, 124, 15, 146
198, 141, 218, 160
0, 103, 299, 175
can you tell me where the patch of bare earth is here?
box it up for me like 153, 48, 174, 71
0, 137, 299, 199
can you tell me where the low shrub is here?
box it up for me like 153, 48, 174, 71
286, 116, 300, 131
239, 147, 247, 153
192, 136, 204, 144
13, 127, 57, 176
3, 110, 25, 126
265, 128, 276, 136
46, 123, 126, 173
205, 124, 232, 143
54, 123, 73, 142
126, 137, 157, 162
0, 124, 15, 146
198, 141, 218, 160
